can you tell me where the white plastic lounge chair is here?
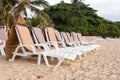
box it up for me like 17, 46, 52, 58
60, 31, 95, 51
60, 32, 76, 46
0, 28, 8, 55
0, 40, 5, 55
61, 32, 93, 49
77, 33, 95, 45
66, 32, 81, 46
45, 27, 97, 59
71, 32, 82, 46
59, 31, 101, 57
30, 27, 83, 60
72, 32, 101, 51
9, 25, 76, 67
31, 27, 78, 60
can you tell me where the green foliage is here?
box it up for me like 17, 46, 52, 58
0, 0, 51, 29
0, 0, 15, 29
44, 1, 120, 38
26, 15, 43, 27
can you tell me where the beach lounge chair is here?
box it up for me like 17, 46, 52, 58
0, 28, 8, 55
72, 32, 101, 50
62, 32, 101, 56
9, 25, 77, 67
0, 40, 5, 55
66, 32, 81, 46
60, 31, 95, 51
77, 33, 95, 45
45, 27, 76, 48
44, 27, 96, 59
61, 32, 93, 48
71, 32, 81, 46
60, 32, 76, 47
31, 27, 77, 60
45, 27, 100, 57
44, 27, 69, 49
31, 27, 83, 60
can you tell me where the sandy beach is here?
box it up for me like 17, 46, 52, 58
0, 38, 120, 80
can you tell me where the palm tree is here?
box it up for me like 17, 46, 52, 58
0, 0, 51, 29
10, 0, 52, 26
0, 0, 17, 30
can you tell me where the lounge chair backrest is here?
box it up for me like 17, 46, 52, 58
0, 28, 7, 41
66, 32, 73, 42
60, 32, 70, 43
71, 32, 79, 41
32, 27, 46, 44
45, 27, 57, 42
77, 33, 84, 41
15, 25, 39, 52
54, 30, 64, 42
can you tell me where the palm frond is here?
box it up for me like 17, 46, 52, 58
22, 8, 27, 18
10, 2, 25, 15
29, 4, 52, 25
0, 0, 3, 13
30, 0, 49, 8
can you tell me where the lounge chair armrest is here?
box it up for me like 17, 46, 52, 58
43, 41, 57, 46
34, 44, 46, 47
57, 41, 64, 44
45, 41, 54, 45
47, 41, 66, 48
15, 45, 36, 53
34, 44, 49, 51
57, 41, 66, 47
45, 41, 60, 49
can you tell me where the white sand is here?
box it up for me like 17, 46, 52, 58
0, 39, 120, 80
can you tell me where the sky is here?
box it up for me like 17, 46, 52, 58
47, 0, 120, 22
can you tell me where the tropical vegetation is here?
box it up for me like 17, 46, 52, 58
0, 0, 120, 38
0, 0, 51, 29
44, 1, 120, 38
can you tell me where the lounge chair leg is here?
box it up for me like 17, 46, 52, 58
55, 57, 64, 67
43, 55, 49, 66
9, 54, 16, 62
0, 47, 5, 56
37, 54, 41, 65
83, 53, 87, 57
79, 55, 82, 60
